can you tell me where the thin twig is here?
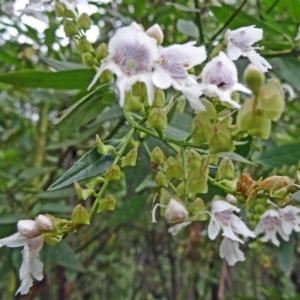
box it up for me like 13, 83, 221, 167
210, 0, 248, 41
217, 260, 228, 300
266, 0, 280, 14
194, 0, 204, 43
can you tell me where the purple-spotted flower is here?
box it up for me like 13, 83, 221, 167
88, 23, 159, 106
225, 26, 271, 73
200, 52, 251, 108
279, 206, 300, 235
0, 215, 53, 295
152, 42, 207, 110
208, 200, 254, 266
254, 209, 289, 246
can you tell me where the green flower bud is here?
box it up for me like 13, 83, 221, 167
237, 99, 271, 139
97, 194, 116, 212
155, 171, 168, 187
124, 93, 143, 111
243, 64, 265, 96
152, 89, 165, 108
147, 108, 167, 131
63, 19, 78, 37
199, 98, 217, 119
84, 176, 105, 189
77, 36, 94, 53
104, 165, 121, 181
208, 154, 219, 166
96, 43, 108, 61
96, 135, 116, 155
176, 181, 185, 199
191, 114, 212, 145
99, 70, 114, 82
188, 198, 207, 221
186, 169, 208, 194
164, 157, 185, 179
187, 149, 202, 171
217, 109, 233, 127
71, 204, 90, 225
121, 147, 138, 167
210, 41, 226, 59
44, 233, 64, 246
74, 181, 95, 200
151, 146, 164, 163
208, 124, 234, 154
132, 82, 148, 98
216, 157, 234, 180
176, 96, 186, 113
254, 203, 265, 214
55, 1, 65, 17
82, 52, 96, 67
257, 79, 285, 121
77, 13, 92, 31
218, 179, 236, 191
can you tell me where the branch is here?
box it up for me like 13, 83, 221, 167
194, 0, 204, 43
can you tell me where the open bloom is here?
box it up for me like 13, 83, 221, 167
219, 237, 245, 266
152, 42, 207, 110
225, 26, 271, 73
279, 206, 300, 235
0, 215, 53, 295
208, 200, 255, 242
200, 52, 251, 108
88, 23, 159, 106
254, 209, 289, 246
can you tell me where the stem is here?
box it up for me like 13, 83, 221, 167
210, 0, 248, 41
89, 127, 135, 217
181, 146, 188, 203
194, 0, 204, 43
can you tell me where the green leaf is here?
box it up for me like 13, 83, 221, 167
54, 84, 114, 139
272, 57, 300, 92
0, 214, 28, 225
71, 204, 90, 225
176, 19, 199, 38
275, 237, 295, 276
48, 148, 115, 191
0, 69, 96, 90
40, 57, 85, 71
257, 142, 300, 167
166, 2, 200, 12
0, 48, 22, 68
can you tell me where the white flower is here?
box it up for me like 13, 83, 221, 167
168, 221, 191, 236
208, 200, 255, 243
254, 209, 289, 246
225, 26, 272, 73
219, 237, 245, 266
146, 24, 164, 45
0, 215, 53, 295
200, 52, 251, 108
165, 198, 189, 223
278, 206, 300, 235
88, 24, 159, 106
152, 42, 207, 110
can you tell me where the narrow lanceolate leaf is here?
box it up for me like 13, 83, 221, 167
71, 204, 90, 225
54, 84, 114, 139
0, 69, 95, 90
48, 148, 114, 191
257, 142, 300, 167
40, 57, 85, 71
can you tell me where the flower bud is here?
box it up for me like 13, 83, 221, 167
17, 220, 37, 237
96, 43, 108, 61
165, 199, 188, 223
218, 179, 236, 191
186, 169, 208, 193
152, 88, 165, 108
74, 181, 95, 200
77, 13, 92, 31
155, 171, 168, 187
226, 194, 237, 203
208, 124, 234, 154
35, 215, 53, 231
96, 135, 116, 155
187, 149, 202, 171
176, 96, 186, 113
164, 157, 184, 179
146, 24, 164, 45
216, 157, 234, 180
105, 165, 121, 181
84, 176, 105, 189
71, 204, 90, 225
243, 64, 265, 96
99, 70, 114, 82
132, 82, 147, 98
82, 52, 95, 67
130, 22, 144, 31
97, 194, 116, 212
54, 1, 65, 17
237, 99, 271, 139
121, 147, 138, 167
77, 36, 94, 53
208, 154, 219, 166
176, 182, 185, 198
188, 198, 207, 221
151, 146, 164, 164
191, 114, 212, 145
124, 93, 143, 111
147, 108, 167, 131
63, 19, 78, 37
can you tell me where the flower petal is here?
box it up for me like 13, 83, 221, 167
219, 237, 245, 266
